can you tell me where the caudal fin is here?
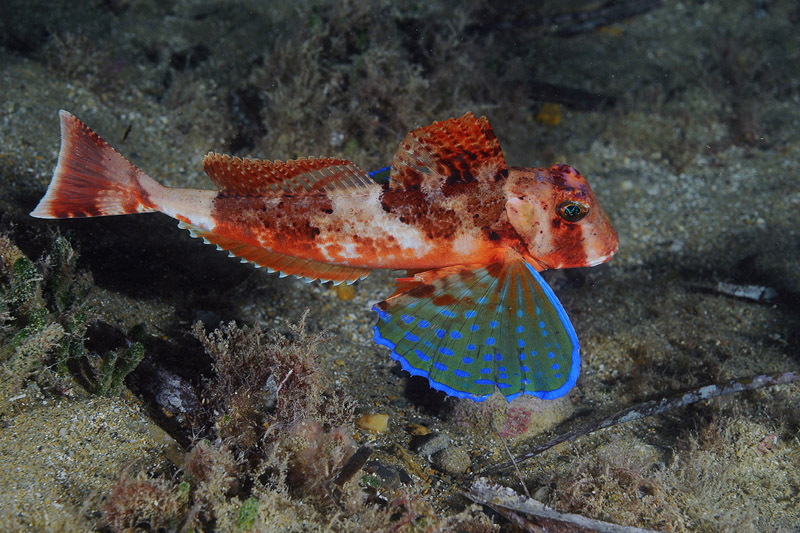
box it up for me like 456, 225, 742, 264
30, 111, 163, 219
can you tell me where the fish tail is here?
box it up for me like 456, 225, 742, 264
30, 110, 163, 219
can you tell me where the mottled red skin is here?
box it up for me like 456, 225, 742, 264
33, 111, 618, 285
207, 162, 617, 277
212, 195, 335, 259
209, 176, 516, 270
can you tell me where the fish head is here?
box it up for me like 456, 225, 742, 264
504, 164, 619, 270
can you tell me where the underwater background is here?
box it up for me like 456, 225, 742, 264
0, 0, 799, 530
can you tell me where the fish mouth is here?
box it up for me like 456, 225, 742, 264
585, 247, 618, 267
584, 223, 619, 267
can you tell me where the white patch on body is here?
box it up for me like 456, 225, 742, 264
329, 188, 433, 257
506, 196, 556, 259
156, 188, 218, 231
315, 241, 335, 262
338, 241, 360, 259
451, 231, 480, 257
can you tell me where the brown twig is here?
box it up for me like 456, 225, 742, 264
475, 371, 799, 477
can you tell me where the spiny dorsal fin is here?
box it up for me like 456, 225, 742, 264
389, 112, 508, 190
179, 221, 370, 285
202, 154, 375, 196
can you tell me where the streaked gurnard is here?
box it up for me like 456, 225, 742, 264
31, 111, 618, 402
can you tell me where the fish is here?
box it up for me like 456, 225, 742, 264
31, 110, 618, 402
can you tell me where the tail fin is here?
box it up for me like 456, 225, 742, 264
30, 110, 163, 219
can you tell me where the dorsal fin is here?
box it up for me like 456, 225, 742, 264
179, 221, 371, 285
389, 112, 508, 190
202, 154, 375, 196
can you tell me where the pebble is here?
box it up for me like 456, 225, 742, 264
407, 423, 431, 436
333, 284, 356, 301
431, 446, 470, 475
356, 413, 389, 433
411, 432, 451, 458
364, 460, 412, 490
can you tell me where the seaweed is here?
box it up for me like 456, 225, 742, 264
102, 470, 189, 532
552, 445, 684, 531
90, 340, 146, 396
662, 414, 800, 530
0, 232, 151, 411
187, 314, 362, 507
97, 315, 501, 531
190, 314, 356, 451
235, 496, 259, 530
99, 317, 359, 529
0, 233, 91, 412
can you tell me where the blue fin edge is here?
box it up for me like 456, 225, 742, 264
522, 262, 580, 400
368, 165, 391, 179
371, 261, 581, 403
371, 314, 492, 403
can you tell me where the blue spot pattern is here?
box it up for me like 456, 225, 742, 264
371, 259, 580, 402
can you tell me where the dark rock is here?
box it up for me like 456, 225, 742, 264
410, 431, 451, 458
364, 460, 412, 490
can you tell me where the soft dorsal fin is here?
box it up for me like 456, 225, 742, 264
389, 112, 508, 190
203, 154, 375, 196
179, 221, 371, 285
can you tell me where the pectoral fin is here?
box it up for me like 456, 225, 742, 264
372, 260, 579, 402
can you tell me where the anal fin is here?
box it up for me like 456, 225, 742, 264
179, 221, 370, 285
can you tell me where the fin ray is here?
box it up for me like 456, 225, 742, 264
203, 154, 375, 196
372, 260, 579, 402
30, 111, 162, 219
389, 112, 508, 190
179, 221, 370, 285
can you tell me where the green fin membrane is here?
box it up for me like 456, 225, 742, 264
372, 261, 579, 402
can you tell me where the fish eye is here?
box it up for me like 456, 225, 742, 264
557, 200, 589, 222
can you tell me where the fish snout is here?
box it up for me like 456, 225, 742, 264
586, 218, 619, 266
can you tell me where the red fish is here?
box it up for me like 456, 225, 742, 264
31, 111, 618, 402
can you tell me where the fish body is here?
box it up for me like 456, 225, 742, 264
32, 111, 618, 402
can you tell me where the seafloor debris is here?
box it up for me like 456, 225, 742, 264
467, 477, 660, 533
478, 371, 799, 476
692, 280, 779, 302
356, 413, 389, 433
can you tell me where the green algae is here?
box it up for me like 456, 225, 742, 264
0, 234, 89, 413
0, 232, 148, 413
91, 341, 145, 396
236, 497, 259, 531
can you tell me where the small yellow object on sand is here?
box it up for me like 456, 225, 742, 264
535, 102, 562, 126
356, 413, 389, 433
334, 283, 356, 301
408, 423, 431, 436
